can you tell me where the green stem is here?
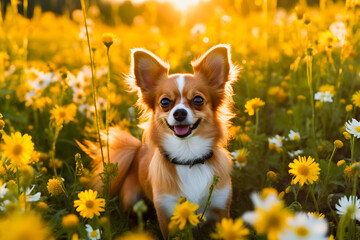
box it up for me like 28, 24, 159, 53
352, 173, 358, 238
51, 126, 60, 178
80, 0, 106, 168
326, 147, 336, 181
309, 184, 319, 213
306, 54, 319, 161
350, 136, 355, 164
255, 109, 259, 135
16, 165, 20, 197
106, 47, 111, 164
200, 175, 219, 221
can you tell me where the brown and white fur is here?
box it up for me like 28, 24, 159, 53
79, 45, 238, 238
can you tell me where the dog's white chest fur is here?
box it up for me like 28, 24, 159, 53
176, 164, 213, 210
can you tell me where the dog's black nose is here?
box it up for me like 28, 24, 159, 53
173, 109, 187, 122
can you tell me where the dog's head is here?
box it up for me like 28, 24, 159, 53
129, 45, 237, 159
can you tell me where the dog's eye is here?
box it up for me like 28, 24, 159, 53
192, 96, 204, 106
160, 98, 171, 108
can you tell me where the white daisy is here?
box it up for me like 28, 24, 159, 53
73, 89, 86, 104
314, 91, 333, 103
335, 195, 360, 221
24, 185, 41, 202
79, 103, 90, 116
242, 192, 281, 225
329, 21, 347, 47
289, 130, 300, 141
269, 135, 283, 148
0, 183, 8, 198
278, 213, 328, 240
345, 118, 360, 139
97, 97, 107, 111
288, 150, 304, 158
85, 224, 101, 240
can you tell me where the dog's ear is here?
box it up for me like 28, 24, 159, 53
192, 45, 231, 89
131, 49, 168, 94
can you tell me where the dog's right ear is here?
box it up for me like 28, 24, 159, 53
131, 49, 168, 95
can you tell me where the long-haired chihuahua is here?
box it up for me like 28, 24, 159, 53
79, 44, 238, 238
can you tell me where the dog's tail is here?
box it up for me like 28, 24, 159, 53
76, 127, 141, 196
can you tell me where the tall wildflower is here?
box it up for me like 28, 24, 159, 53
74, 189, 105, 219
242, 190, 292, 240
171, 200, 202, 230
2, 132, 34, 172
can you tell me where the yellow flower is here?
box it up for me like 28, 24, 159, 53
254, 202, 292, 240
36, 202, 49, 212
308, 212, 325, 218
344, 165, 355, 178
102, 33, 115, 47
2, 132, 34, 172
334, 140, 344, 148
278, 191, 285, 199
50, 104, 77, 126
0, 119, 5, 130
343, 131, 351, 140
229, 126, 243, 140
346, 104, 353, 112
74, 189, 105, 219
267, 171, 278, 182
288, 156, 320, 186
239, 134, 251, 144
297, 95, 306, 101
211, 218, 250, 240
62, 214, 79, 228
47, 178, 63, 196
337, 160, 345, 167
115, 232, 155, 240
235, 148, 248, 166
285, 186, 292, 194
260, 188, 278, 199
319, 84, 336, 95
171, 200, 201, 230
244, 98, 265, 116
268, 86, 288, 103
0, 211, 51, 240
352, 90, 360, 108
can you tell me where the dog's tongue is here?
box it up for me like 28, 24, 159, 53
174, 125, 190, 136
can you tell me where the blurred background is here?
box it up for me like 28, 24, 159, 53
1, 0, 346, 25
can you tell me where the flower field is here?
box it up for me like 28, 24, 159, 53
1, 0, 360, 239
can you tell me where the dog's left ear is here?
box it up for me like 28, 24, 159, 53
192, 45, 231, 89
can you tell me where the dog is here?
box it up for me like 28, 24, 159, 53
79, 44, 238, 238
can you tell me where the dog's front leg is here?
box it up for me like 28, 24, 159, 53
153, 194, 178, 239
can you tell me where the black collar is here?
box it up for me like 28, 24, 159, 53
161, 150, 214, 168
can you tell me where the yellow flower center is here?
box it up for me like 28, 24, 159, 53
295, 226, 309, 237
297, 164, 309, 176
86, 200, 94, 209
356, 126, 360, 132
13, 144, 23, 156
59, 111, 66, 119
267, 214, 281, 229
179, 206, 192, 219
293, 135, 299, 140
236, 155, 247, 164
90, 230, 98, 238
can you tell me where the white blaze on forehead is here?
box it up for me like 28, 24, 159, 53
176, 75, 185, 101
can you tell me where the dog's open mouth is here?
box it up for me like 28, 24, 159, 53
167, 119, 201, 138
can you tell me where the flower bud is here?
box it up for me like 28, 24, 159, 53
334, 140, 344, 149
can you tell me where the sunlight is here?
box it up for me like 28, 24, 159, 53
168, 0, 202, 11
